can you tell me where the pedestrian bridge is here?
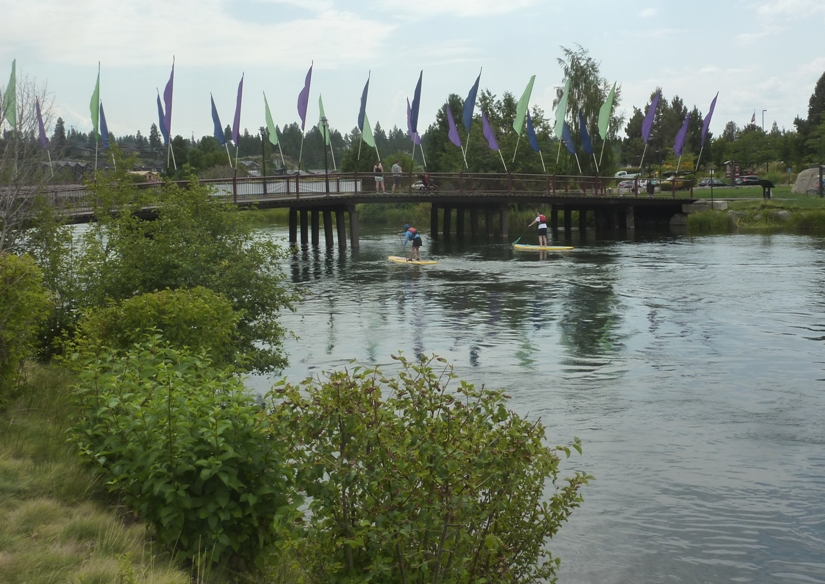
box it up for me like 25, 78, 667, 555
47, 171, 697, 248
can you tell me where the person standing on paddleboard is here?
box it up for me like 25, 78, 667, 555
401, 224, 423, 261
527, 214, 549, 246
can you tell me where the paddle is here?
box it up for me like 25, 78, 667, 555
512, 225, 531, 246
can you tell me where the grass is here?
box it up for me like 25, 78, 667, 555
0, 364, 307, 584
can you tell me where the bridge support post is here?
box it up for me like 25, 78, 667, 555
612, 208, 620, 229
348, 205, 360, 249
456, 206, 465, 238
470, 207, 479, 238
311, 210, 320, 246
289, 208, 298, 243
625, 206, 635, 230
300, 210, 309, 245
336, 210, 347, 249
550, 206, 559, 231
485, 207, 494, 237
443, 206, 452, 239
323, 210, 334, 247
430, 205, 439, 240
499, 205, 509, 239
578, 208, 587, 233
563, 208, 572, 233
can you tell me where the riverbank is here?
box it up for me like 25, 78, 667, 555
688, 187, 825, 232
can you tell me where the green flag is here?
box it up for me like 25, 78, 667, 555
513, 75, 535, 135
264, 92, 279, 146
90, 67, 100, 141
318, 94, 330, 145
2, 59, 16, 130
554, 79, 570, 139
598, 82, 616, 140
361, 111, 376, 148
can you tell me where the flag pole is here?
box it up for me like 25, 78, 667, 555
676, 154, 682, 176
556, 140, 562, 164
330, 142, 337, 171
694, 144, 704, 172
639, 143, 648, 175
539, 150, 546, 173
357, 135, 363, 161
224, 143, 232, 167
277, 140, 286, 169
592, 152, 600, 174
498, 150, 508, 172
420, 142, 427, 169
598, 138, 607, 169
512, 134, 521, 163
47, 151, 54, 177
574, 153, 582, 174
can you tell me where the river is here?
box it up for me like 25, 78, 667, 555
248, 225, 825, 584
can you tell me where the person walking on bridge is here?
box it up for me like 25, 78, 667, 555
374, 161, 386, 193
392, 160, 402, 192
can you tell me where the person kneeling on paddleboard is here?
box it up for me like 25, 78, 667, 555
527, 213, 548, 246
402, 224, 423, 261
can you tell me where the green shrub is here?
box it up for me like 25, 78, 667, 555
0, 253, 52, 405
687, 210, 734, 232
74, 287, 240, 367
270, 354, 590, 583
69, 337, 298, 568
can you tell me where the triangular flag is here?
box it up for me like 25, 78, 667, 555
163, 59, 174, 140
157, 91, 170, 146
297, 63, 312, 131
554, 79, 570, 138
410, 71, 423, 134
701, 92, 718, 146
211, 94, 226, 146
463, 70, 481, 132
264, 93, 279, 146
674, 113, 691, 157
446, 103, 461, 148
598, 82, 616, 140
99, 102, 109, 150
562, 121, 576, 154
318, 95, 330, 145
3, 60, 16, 130
579, 110, 593, 155
358, 74, 369, 131
481, 110, 499, 151
362, 111, 376, 148
36, 97, 48, 149
641, 91, 660, 144
513, 75, 535, 135
232, 74, 243, 145
526, 110, 540, 152
90, 66, 100, 141
406, 98, 420, 146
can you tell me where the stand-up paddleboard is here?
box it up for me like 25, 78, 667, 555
513, 244, 574, 252
388, 255, 438, 265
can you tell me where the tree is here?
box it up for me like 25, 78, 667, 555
807, 71, 825, 127
51, 117, 66, 150
148, 122, 162, 151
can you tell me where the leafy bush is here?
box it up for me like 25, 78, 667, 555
269, 354, 590, 583
69, 336, 298, 568
73, 287, 239, 367
0, 253, 52, 405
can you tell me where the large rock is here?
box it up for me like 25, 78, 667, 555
792, 167, 824, 194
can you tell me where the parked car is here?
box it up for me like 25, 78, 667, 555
617, 179, 637, 190
614, 170, 639, 179
698, 178, 727, 187
660, 175, 693, 190
736, 175, 760, 186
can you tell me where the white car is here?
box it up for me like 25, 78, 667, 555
614, 170, 639, 179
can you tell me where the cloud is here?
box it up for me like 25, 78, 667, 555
639, 7, 658, 18
756, 0, 825, 20
1, 1, 393, 68
379, 0, 537, 18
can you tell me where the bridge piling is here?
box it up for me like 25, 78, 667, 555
550, 207, 558, 231
626, 206, 635, 230
563, 208, 572, 233
485, 207, 494, 237
289, 208, 298, 243
456, 206, 465, 238
300, 210, 309, 244
469, 207, 479, 238
348, 205, 360, 249
443, 206, 452, 239
430, 205, 439, 239
578, 208, 587, 233
499, 205, 509, 239
335, 210, 347, 249
323, 211, 334, 247
311, 211, 320, 246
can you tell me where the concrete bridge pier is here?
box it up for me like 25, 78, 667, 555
323, 211, 334, 247
335, 209, 347, 249
499, 205, 509, 239
456, 205, 465, 237
289, 208, 298, 243
470, 207, 479, 238
311, 211, 320, 246
550, 206, 559, 231
443, 206, 452, 239
485, 207, 494, 237
625, 206, 635, 230
431, 205, 439, 239
300, 210, 309, 244
563, 207, 572, 233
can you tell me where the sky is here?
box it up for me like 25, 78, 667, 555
3, 0, 825, 145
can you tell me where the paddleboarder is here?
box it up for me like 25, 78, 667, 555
401, 224, 423, 261
527, 214, 548, 247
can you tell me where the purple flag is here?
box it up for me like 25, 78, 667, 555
446, 104, 461, 148
232, 74, 243, 145
407, 98, 420, 145
163, 60, 174, 139
562, 121, 576, 154
463, 70, 481, 132
410, 71, 422, 134
157, 92, 169, 146
99, 102, 109, 150
36, 98, 48, 149
481, 110, 499, 151
579, 110, 593, 155
297, 64, 312, 131
526, 110, 539, 152
701, 92, 718, 146
641, 91, 660, 144
674, 112, 691, 157
211, 94, 226, 146
358, 74, 369, 131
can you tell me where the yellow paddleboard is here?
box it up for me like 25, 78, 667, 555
388, 255, 438, 265
513, 244, 574, 251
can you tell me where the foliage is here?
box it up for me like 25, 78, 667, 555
269, 353, 591, 584
69, 336, 298, 568
0, 253, 52, 405
72, 287, 240, 368
71, 161, 298, 373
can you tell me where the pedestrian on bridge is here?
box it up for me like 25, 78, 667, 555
392, 160, 402, 192
374, 161, 386, 193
